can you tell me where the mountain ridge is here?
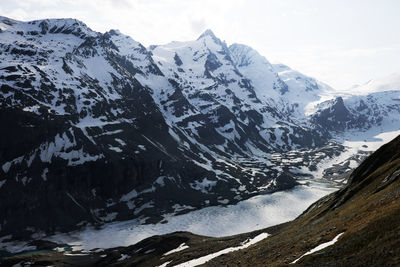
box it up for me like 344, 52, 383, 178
0, 15, 399, 241
1, 134, 399, 266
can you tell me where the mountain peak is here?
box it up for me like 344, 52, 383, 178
107, 29, 122, 36
33, 17, 95, 37
0, 16, 17, 26
0, 16, 96, 38
197, 29, 216, 39
196, 29, 224, 46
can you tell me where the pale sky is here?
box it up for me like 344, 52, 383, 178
1, 0, 400, 90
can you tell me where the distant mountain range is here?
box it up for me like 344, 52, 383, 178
0, 15, 399, 237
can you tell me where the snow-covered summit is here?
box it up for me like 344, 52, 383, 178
229, 43, 287, 99
0, 16, 96, 38
341, 72, 400, 96
229, 43, 274, 68
197, 29, 220, 42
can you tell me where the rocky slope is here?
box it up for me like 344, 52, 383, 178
311, 75, 400, 132
2, 134, 399, 266
0, 15, 399, 239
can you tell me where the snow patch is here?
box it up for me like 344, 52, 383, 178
156, 261, 172, 267
291, 232, 344, 264
173, 233, 269, 267
108, 146, 122, 152
41, 168, 49, 181
118, 254, 131, 261
163, 243, 189, 256
120, 189, 138, 202
190, 178, 217, 194
0, 180, 6, 189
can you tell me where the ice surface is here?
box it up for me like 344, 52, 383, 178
301, 128, 400, 179
36, 181, 337, 252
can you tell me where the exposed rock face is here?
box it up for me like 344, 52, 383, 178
311, 92, 400, 132
311, 97, 354, 131
2, 135, 399, 266
0, 17, 399, 238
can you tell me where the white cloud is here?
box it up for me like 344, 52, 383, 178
190, 18, 207, 35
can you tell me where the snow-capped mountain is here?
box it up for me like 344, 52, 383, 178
343, 72, 400, 96
311, 73, 400, 131
0, 16, 399, 238
150, 30, 330, 151
228, 44, 334, 122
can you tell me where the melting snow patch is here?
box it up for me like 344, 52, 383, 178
291, 232, 344, 264
134, 201, 154, 215
2, 162, 11, 173
171, 204, 195, 213
21, 176, 30, 186
138, 145, 146, 150
120, 189, 138, 202
99, 212, 118, 222
2, 156, 24, 173
27, 153, 35, 167
145, 248, 155, 254
22, 105, 41, 114
64, 253, 89, 256
41, 168, 49, 181
0, 180, 6, 189
190, 178, 217, 194
155, 176, 167, 186
156, 261, 172, 267
109, 146, 122, 153
173, 233, 269, 267
118, 254, 131, 261
217, 199, 229, 204
163, 243, 189, 256
102, 129, 123, 136
115, 138, 126, 146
